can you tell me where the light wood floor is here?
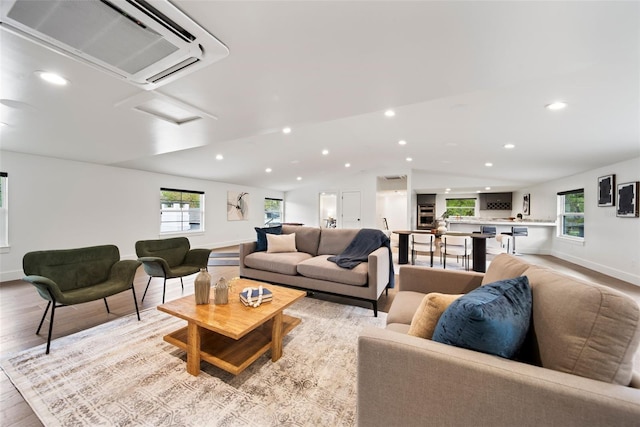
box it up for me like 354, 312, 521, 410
1, 251, 638, 426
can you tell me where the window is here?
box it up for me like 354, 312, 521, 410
0, 172, 7, 247
160, 188, 204, 234
445, 198, 476, 217
558, 189, 584, 239
264, 198, 283, 226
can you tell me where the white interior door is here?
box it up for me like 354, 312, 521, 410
341, 190, 362, 229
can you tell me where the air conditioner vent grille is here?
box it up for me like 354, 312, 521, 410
1, 0, 229, 89
148, 56, 199, 83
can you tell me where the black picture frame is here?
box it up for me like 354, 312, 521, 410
616, 181, 639, 218
523, 193, 530, 216
598, 174, 615, 207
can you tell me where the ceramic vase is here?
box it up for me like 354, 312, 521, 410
213, 277, 229, 305
194, 268, 211, 304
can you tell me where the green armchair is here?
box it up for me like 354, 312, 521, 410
22, 244, 141, 354
135, 237, 211, 304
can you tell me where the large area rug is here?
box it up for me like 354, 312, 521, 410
1, 297, 386, 427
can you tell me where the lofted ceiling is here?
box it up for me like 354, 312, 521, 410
1, 1, 638, 193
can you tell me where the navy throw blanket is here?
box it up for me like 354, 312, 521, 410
328, 228, 395, 288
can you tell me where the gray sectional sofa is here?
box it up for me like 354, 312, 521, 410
357, 254, 640, 426
239, 225, 391, 316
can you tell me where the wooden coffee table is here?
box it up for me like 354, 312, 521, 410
157, 280, 306, 376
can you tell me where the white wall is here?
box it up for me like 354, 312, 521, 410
514, 157, 640, 285
0, 151, 283, 281
284, 171, 379, 229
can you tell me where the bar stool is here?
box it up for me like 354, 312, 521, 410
501, 226, 528, 255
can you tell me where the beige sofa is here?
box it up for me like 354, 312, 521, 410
239, 225, 391, 316
357, 254, 640, 426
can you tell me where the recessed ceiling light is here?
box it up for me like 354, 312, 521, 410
384, 109, 395, 117
406, 157, 413, 162
545, 101, 567, 111
215, 154, 223, 160
398, 140, 407, 146
503, 143, 515, 149
265, 168, 272, 173
485, 187, 491, 190
476, 190, 482, 193
445, 188, 451, 192
296, 177, 302, 181
322, 149, 329, 155
485, 162, 493, 167
345, 163, 351, 168
282, 127, 292, 134
0, 122, 7, 127
37, 71, 69, 86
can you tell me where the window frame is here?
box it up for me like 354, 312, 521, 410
557, 188, 585, 240
445, 197, 477, 218
264, 197, 283, 226
0, 172, 7, 249
159, 187, 205, 235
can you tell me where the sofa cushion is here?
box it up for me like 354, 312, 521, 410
255, 226, 282, 252
524, 265, 640, 385
408, 293, 463, 339
282, 226, 321, 256
243, 251, 312, 276
266, 233, 297, 253
296, 255, 368, 286
317, 228, 359, 256
433, 276, 532, 359
482, 253, 530, 285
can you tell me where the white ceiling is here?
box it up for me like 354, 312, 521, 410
1, 1, 639, 193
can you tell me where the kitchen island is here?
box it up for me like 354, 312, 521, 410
447, 219, 557, 255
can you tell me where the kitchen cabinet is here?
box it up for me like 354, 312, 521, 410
479, 192, 512, 210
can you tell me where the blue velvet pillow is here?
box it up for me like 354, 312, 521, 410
432, 276, 532, 359
254, 226, 282, 251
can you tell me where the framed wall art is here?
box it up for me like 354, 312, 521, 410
227, 191, 249, 221
523, 193, 530, 216
616, 181, 639, 218
597, 174, 615, 207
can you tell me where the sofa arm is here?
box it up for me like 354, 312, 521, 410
398, 265, 483, 294
239, 242, 257, 269
357, 327, 640, 427
368, 246, 390, 290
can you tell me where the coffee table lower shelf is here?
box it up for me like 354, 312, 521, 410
163, 314, 301, 375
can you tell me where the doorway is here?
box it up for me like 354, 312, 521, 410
319, 192, 337, 228
341, 190, 362, 229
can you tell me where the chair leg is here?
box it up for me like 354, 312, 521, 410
372, 300, 378, 317
141, 277, 152, 302
162, 278, 167, 304
180, 277, 184, 290
131, 284, 140, 321
45, 301, 56, 355
104, 298, 110, 314
36, 301, 51, 334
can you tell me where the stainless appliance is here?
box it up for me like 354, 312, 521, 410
417, 204, 435, 229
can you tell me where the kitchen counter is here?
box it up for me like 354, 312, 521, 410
447, 219, 556, 254
447, 219, 557, 226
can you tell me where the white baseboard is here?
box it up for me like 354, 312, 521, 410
0, 269, 24, 283
551, 250, 640, 287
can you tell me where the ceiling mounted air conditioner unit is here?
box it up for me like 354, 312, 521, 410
0, 0, 229, 90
